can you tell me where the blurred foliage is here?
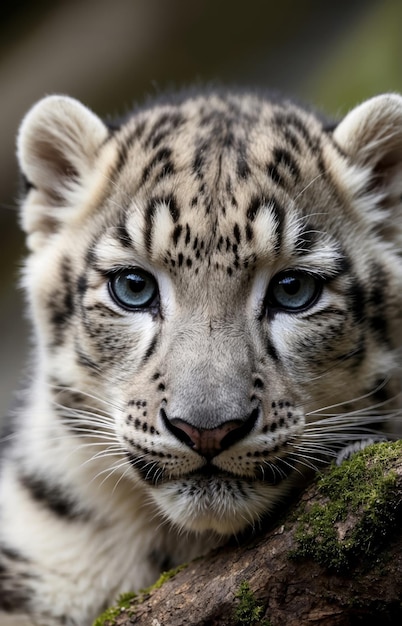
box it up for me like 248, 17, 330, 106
309, 0, 402, 114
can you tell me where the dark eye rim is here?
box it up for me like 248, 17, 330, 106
265, 269, 323, 314
107, 267, 159, 311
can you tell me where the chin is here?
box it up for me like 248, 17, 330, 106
151, 474, 287, 536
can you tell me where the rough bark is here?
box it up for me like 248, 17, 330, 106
96, 442, 402, 626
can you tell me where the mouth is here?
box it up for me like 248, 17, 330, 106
127, 452, 295, 487
186, 457, 294, 486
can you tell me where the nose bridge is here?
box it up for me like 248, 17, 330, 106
166, 315, 253, 429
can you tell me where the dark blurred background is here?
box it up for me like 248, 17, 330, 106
1, 0, 402, 419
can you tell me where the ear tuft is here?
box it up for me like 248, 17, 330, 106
17, 95, 108, 243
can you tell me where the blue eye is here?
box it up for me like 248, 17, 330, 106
108, 268, 158, 310
267, 271, 322, 312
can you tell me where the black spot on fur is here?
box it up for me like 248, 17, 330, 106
272, 111, 316, 151
141, 147, 173, 184
269, 145, 302, 185
85, 243, 98, 269
77, 274, 88, 295
19, 473, 89, 521
167, 194, 180, 223
233, 223, 241, 244
266, 163, 285, 187
142, 334, 159, 364
48, 258, 75, 347
156, 160, 175, 181
273, 147, 300, 181
237, 141, 251, 180
145, 198, 157, 253
185, 223, 191, 245
172, 224, 183, 246
254, 377, 264, 390
116, 212, 134, 248
245, 223, 253, 242
268, 196, 285, 252
145, 111, 185, 149
0, 551, 33, 611
266, 338, 280, 362
112, 122, 146, 180
282, 128, 301, 152
0, 544, 31, 570
247, 196, 261, 222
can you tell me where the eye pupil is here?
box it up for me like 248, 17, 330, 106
109, 268, 158, 310
127, 274, 146, 293
281, 276, 301, 296
267, 271, 321, 313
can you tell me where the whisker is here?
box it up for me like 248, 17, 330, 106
49, 383, 124, 412
293, 174, 324, 202
91, 457, 132, 486
111, 463, 135, 495
55, 406, 116, 423
306, 378, 394, 415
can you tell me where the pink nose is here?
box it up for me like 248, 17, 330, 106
161, 408, 259, 459
169, 419, 244, 458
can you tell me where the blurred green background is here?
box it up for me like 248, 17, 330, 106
1, 0, 401, 419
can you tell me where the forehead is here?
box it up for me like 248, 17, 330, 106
90, 93, 344, 286
112, 94, 327, 207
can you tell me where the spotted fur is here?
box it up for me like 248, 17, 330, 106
1, 89, 402, 625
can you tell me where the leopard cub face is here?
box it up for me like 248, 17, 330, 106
17, 90, 402, 535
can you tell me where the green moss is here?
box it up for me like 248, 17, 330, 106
92, 564, 188, 626
234, 581, 272, 626
92, 591, 137, 626
146, 563, 188, 592
291, 441, 402, 571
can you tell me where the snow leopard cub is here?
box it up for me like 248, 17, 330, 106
1, 88, 402, 625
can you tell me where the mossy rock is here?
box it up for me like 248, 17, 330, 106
291, 440, 402, 571
92, 564, 187, 626
234, 581, 272, 626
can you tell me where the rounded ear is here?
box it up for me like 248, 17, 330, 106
333, 94, 402, 206
17, 95, 109, 244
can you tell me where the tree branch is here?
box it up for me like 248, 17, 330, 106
95, 441, 402, 626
